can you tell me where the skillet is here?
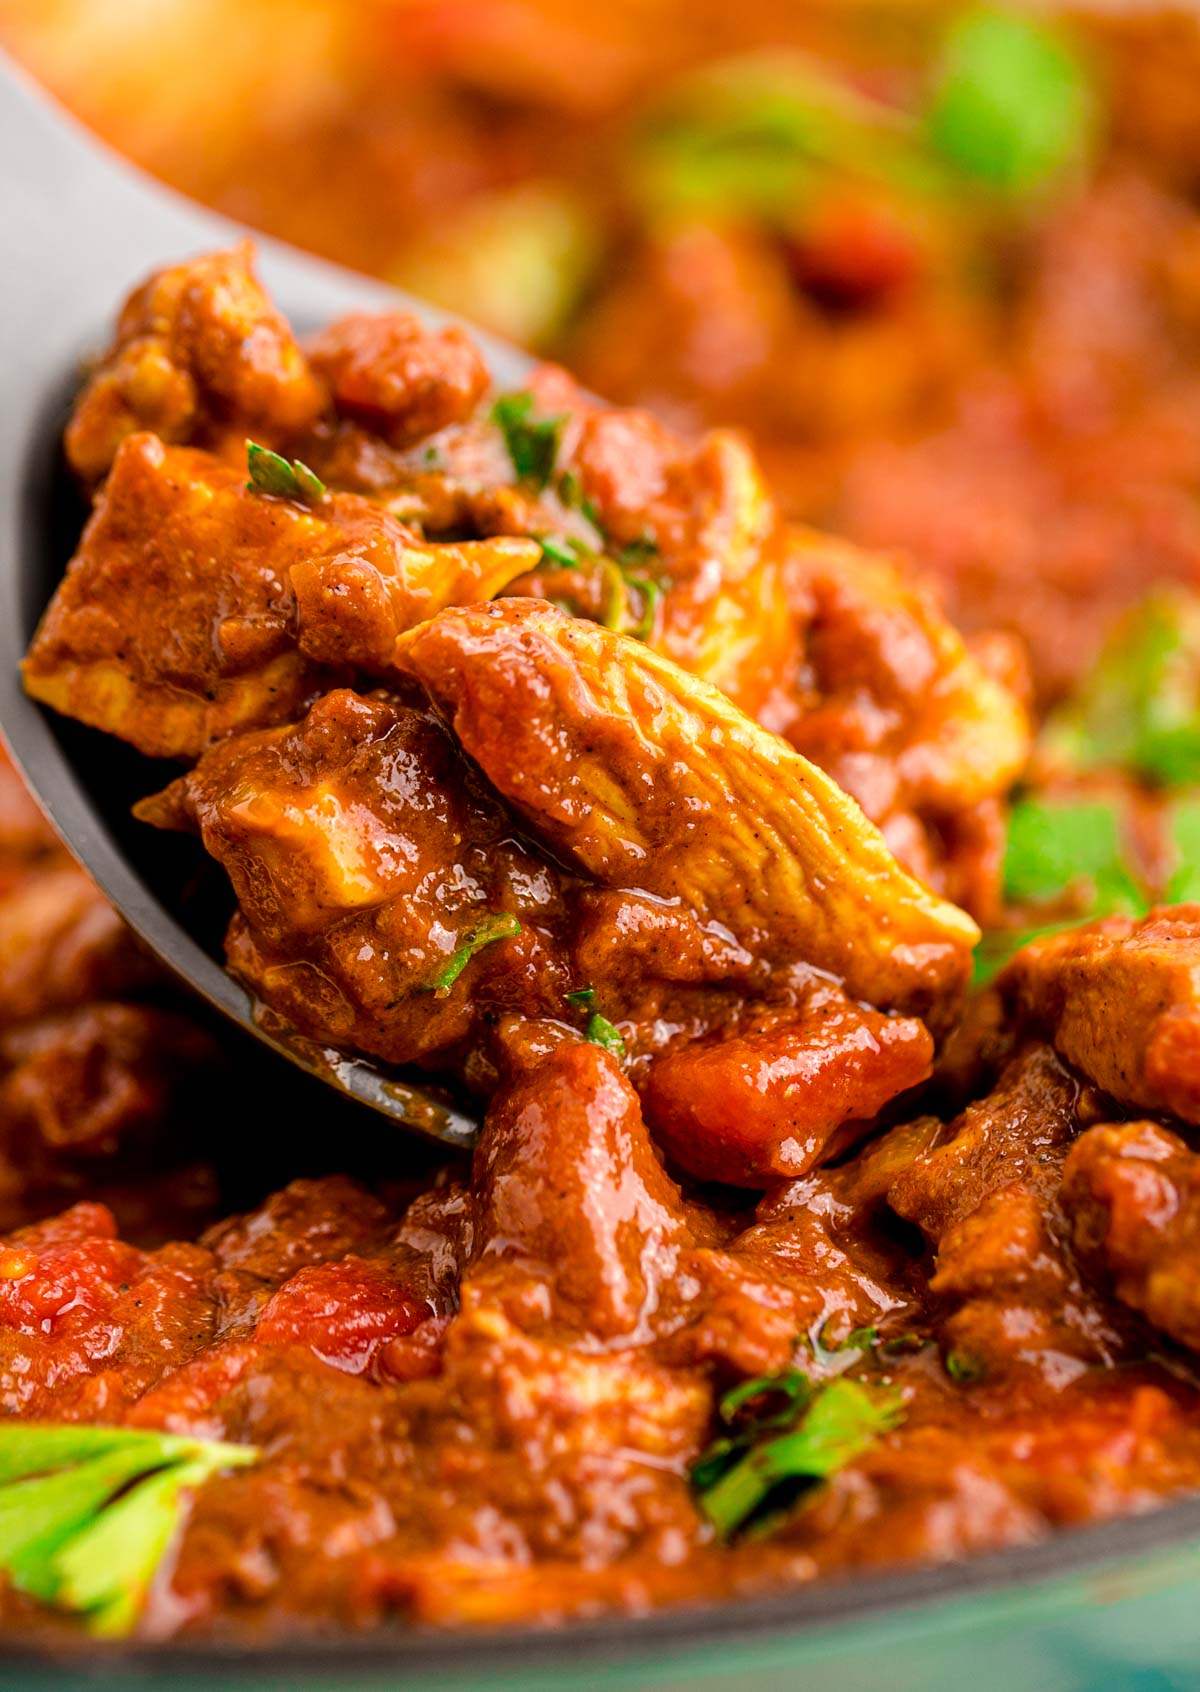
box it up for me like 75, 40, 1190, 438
3, 55, 1200, 1692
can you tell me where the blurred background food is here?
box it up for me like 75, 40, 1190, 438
7, 0, 1200, 965
8, 0, 1200, 710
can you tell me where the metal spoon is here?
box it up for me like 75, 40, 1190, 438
0, 56, 541, 1149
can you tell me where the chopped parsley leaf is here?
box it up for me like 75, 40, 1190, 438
692, 1376, 903, 1539
0, 1424, 256, 1636
926, 7, 1096, 197
426, 914, 522, 997
944, 1350, 987, 1385
808, 1321, 878, 1372
245, 441, 326, 506
1167, 799, 1200, 903
1044, 592, 1200, 789
599, 562, 629, 633
538, 534, 588, 569
557, 468, 603, 531
491, 392, 565, 488
973, 795, 1147, 985
584, 1010, 626, 1060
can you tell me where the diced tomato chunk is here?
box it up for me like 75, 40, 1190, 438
255, 1256, 432, 1375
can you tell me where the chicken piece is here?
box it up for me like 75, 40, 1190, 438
308, 311, 489, 446
716, 1147, 923, 1364
570, 409, 804, 727
25, 435, 340, 758
0, 1003, 215, 1157
137, 689, 576, 1072
889, 1044, 1133, 1381
473, 1030, 848, 1379
65, 242, 324, 482
888, 1043, 1081, 1242
24, 433, 537, 759
375, 357, 1026, 920
641, 988, 933, 1187
471, 1039, 690, 1340
397, 599, 979, 1023
0, 747, 52, 869
784, 531, 1031, 920
999, 905, 1200, 1126
0, 862, 153, 1025
1063, 1120, 1200, 1353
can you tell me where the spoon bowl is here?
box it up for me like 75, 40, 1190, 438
0, 55, 540, 1149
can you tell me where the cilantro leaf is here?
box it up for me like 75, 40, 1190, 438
245, 441, 326, 506
567, 986, 628, 1058
0, 1424, 256, 1634
584, 1010, 627, 1060
538, 534, 588, 569
491, 392, 565, 488
973, 795, 1147, 984
633, 52, 939, 222
808, 1321, 878, 1373
1167, 799, 1200, 903
1002, 796, 1143, 910
55, 1457, 211, 1637
944, 1350, 987, 1385
693, 1378, 903, 1539
926, 7, 1096, 197
598, 562, 629, 634
556, 469, 603, 533
426, 913, 522, 997
1045, 592, 1200, 788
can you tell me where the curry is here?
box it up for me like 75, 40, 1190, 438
5, 0, 1200, 1650
0, 238, 1199, 1642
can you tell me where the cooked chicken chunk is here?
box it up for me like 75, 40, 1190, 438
888, 1044, 1135, 1380
784, 531, 1031, 920
308, 312, 490, 446
999, 905, 1200, 1125
65, 243, 324, 483
25, 434, 341, 758
397, 599, 979, 1023
138, 688, 576, 1073
1063, 1120, 1200, 1352
24, 433, 537, 759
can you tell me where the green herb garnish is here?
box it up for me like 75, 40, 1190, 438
1167, 799, 1200, 902
598, 562, 629, 634
973, 795, 1148, 984
692, 1375, 903, 1539
1044, 592, 1200, 789
491, 392, 565, 488
1002, 797, 1143, 911
633, 51, 939, 222
616, 535, 660, 568
944, 1350, 987, 1385
426, 913, 522, 997
245, 441, 326, 506
556, 469, 603, 533
0, 1424, 256, 1636
926, 7, 1095, 198
566, 987, 627, 1057
538, 534, 588, 569
584, 1011, 626, 1059
808, 1321, 878, 1372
